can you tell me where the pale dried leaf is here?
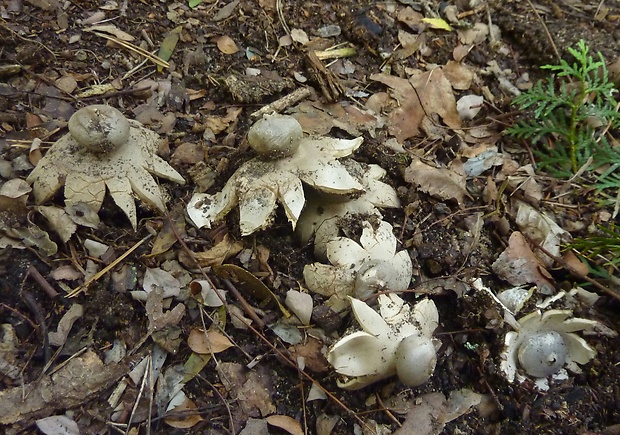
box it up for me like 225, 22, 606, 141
290, 28, 309, 45
404, 157, 468, 206
240, 418, 269, 435
143, 267, 181, 299
36, 415, 80, 435
456, 94, 484, 120
393, 389, 482, 435
285, 290, 313, 325
65, 202, 100, 228
48, 303, 83, 346
86, 24, 135, 41
213, 0, 239, 21
513, 200, 570, 266
0, 178, 31, 198
216, 35, 239, 54
49, 265, 82, 281
190, 280, 227, 307
37, 206, 77, 243
265, 414, 304, 435
187, 329, 233, 354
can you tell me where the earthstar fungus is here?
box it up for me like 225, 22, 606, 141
27, 105, 185, 229
296, 161, 400, 261
187, 114, 364, 235
500, 309, 610, 390
327, 294, 439, 390
303, 220, 412, 310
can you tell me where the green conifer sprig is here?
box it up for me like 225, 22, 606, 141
506, 40, 620, 180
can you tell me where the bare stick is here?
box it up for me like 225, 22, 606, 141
250, 86, 313, 119
27, 265, 59, 299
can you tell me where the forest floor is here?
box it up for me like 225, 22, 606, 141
1, 0, 620, 434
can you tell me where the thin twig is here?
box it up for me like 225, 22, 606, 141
27, 265, 59, 299
67, 234, 152, 297
523, 233, 620, 302
276, 0, 290, 36
525, 0, 561, 61
21, 290, 50, 363
88, 30, 169, 68
250, 86, 312, 119
221, 278, 265, 329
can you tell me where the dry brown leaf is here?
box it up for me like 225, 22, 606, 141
492, 231, 554, 292
164, 392, 203, 429
145, 288, 185, 333
203, 106, 243, 134
85, 24, 135, 41
404, 157, 469, 207
55, 76, 78, 94
187, 328, 234, 354
443, 60, 474, 90
563, 250, 589, 277
290, 101, 380, 137
453, 44, 473, 62
217, 363, 276, 418
396, 6, 423, 30
265, 415, 304, 435
170, 142, 204, 165
238, 369, 276, 417
216, 35, 239, 55
371, 68, 461, 143
190, 235, 244, 267
149, 205, 186, 256
287, 337, 329, 373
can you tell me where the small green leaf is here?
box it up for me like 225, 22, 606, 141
157, 26, 182, 72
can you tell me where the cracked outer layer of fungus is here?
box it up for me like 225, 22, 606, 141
296, 161, 400, 262
328, 294, 440, 390
500, 309, 614, 390
187, 114, 364, 236
27, 105, 185, 229
303, 220, 413, 311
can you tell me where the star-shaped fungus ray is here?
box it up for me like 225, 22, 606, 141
187, 115, 364, 236
27, 105, 184, 229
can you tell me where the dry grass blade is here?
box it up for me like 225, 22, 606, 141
87, 30, 170, 69
67, 234, 152, 298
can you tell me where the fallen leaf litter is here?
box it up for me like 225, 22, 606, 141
2, 1, 620, 433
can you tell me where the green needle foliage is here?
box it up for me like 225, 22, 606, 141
569, 223, 620, 280
506, 40, 620, 180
